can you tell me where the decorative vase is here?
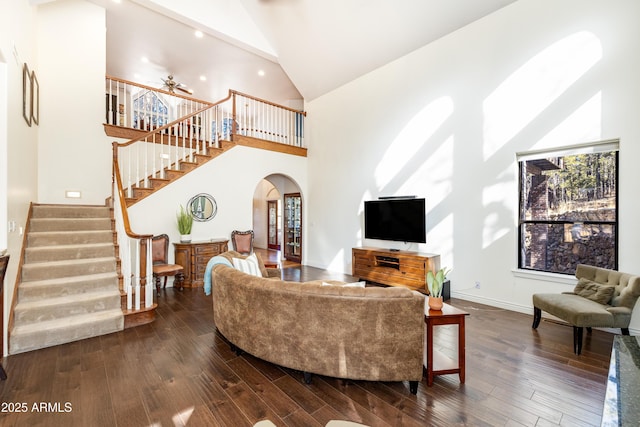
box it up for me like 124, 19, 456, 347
428, 295, 443, 311
180, 234, 192, 243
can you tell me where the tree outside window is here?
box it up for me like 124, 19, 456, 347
518, 142, 618, 275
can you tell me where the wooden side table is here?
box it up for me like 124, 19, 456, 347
173, 239, 228, 287
424, 302, 469, 386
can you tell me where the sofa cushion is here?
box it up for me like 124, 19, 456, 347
253, 252, 270, 278
573, 278, 615, 305
218, 250, 270, 278
532, 293, 614, 327
232, 253, 262, 277
322, 281, 366, 288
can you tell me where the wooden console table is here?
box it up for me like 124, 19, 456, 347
352, 247, 440, 291
424, 303, 469, 386
174, 239, 228, 287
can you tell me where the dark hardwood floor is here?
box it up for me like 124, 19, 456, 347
0, 266, 614, 426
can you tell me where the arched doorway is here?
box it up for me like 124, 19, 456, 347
251, 174, 302, 265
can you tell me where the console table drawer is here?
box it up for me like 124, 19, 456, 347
174, 239, 229, 287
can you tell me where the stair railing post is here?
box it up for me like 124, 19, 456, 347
134, 239, 141, 310
139, 238, 147, 290
232, 91, 237, 139
145, 237, 153, 307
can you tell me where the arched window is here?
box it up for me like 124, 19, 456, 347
132, 90, 168, 130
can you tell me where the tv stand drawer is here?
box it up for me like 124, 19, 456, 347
352, 247, 440, 292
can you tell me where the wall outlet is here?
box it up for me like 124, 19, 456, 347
475, 281, 481, 289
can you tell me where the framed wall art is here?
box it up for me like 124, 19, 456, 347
22, 63, 31, 127
31, 70, 39, 125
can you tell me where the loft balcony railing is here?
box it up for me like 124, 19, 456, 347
106, 76, 305, 314
105, 76, 305, 146
106, 76, 306, 196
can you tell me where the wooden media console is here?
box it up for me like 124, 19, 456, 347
352, 247, 440, 292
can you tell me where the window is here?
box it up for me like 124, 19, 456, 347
132, 90, 168, 130
518, 141, 618, 275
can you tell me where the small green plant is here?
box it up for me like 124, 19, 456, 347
427, 267, 451, 298
176, 204, 193, 235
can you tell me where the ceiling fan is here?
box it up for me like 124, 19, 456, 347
161, 75, 192, 95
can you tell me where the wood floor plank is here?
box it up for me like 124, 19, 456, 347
272, 373, 326, 414
227, 356, 301, 419
0, 262, 617, 426
225, 381, 282, 424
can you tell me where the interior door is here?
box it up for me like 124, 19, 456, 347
267, 200, 280, 250
284, 193, 302, 263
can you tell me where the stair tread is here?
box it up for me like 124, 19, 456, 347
15, 290, 120, 311
11, 309, 123, 335
28, 230, 113, 237
20, 272, 117, 289
32, 205, 110, 218
22, 256, 116, 268
31, 217, 109, 221
26, 242, 114, 251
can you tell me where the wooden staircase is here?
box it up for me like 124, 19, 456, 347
125, 140, 237, 206
106, 122, 308, 207
123, 139, 236, 207
10, 204, 124, 354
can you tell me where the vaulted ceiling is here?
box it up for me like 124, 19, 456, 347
89, 0, 518, 104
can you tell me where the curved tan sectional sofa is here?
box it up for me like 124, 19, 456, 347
211, 252, 425, 394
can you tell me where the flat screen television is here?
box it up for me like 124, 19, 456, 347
364, 198, 426, 243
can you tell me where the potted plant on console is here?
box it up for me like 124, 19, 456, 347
177, 204, 193, 243
427, 267, 450, 311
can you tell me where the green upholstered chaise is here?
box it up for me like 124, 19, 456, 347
532, 264, 640, 355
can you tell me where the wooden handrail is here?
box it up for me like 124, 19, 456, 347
106, 75, 214, 106
112, 145, 152, 241
230, 89, 306, 116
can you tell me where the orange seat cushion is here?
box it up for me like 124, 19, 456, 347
153, 264, 184, 276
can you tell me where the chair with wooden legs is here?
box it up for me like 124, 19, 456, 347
231, 230, 254, 255
150, 234, 184, 296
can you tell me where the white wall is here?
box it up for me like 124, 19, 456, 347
128, 146, 307, 278
0, 0, 39, 357
252, 179, 275, 249
36, 0, 111, 205
1, 0, 119, 356
305, 0, 640, 331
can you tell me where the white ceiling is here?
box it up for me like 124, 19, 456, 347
93, 0, 518, 104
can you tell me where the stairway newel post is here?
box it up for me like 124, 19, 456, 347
139, 238, 148, 290
231, 91, 237, 140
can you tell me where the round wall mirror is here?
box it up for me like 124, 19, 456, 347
188, 193, 217, 222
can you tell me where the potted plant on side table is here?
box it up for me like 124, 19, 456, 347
177, 204, 193, 242
426, 267, 451, 311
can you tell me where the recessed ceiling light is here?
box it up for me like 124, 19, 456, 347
200, 75, 207, 81
258, 70, 265, 77
195, 30, 204, 38
141, 57, 149, 63
112, 0, 122, 4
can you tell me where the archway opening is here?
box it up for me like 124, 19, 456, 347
251, 174, 302, 266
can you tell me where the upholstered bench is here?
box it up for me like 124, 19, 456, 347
532, 264, 640, 355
